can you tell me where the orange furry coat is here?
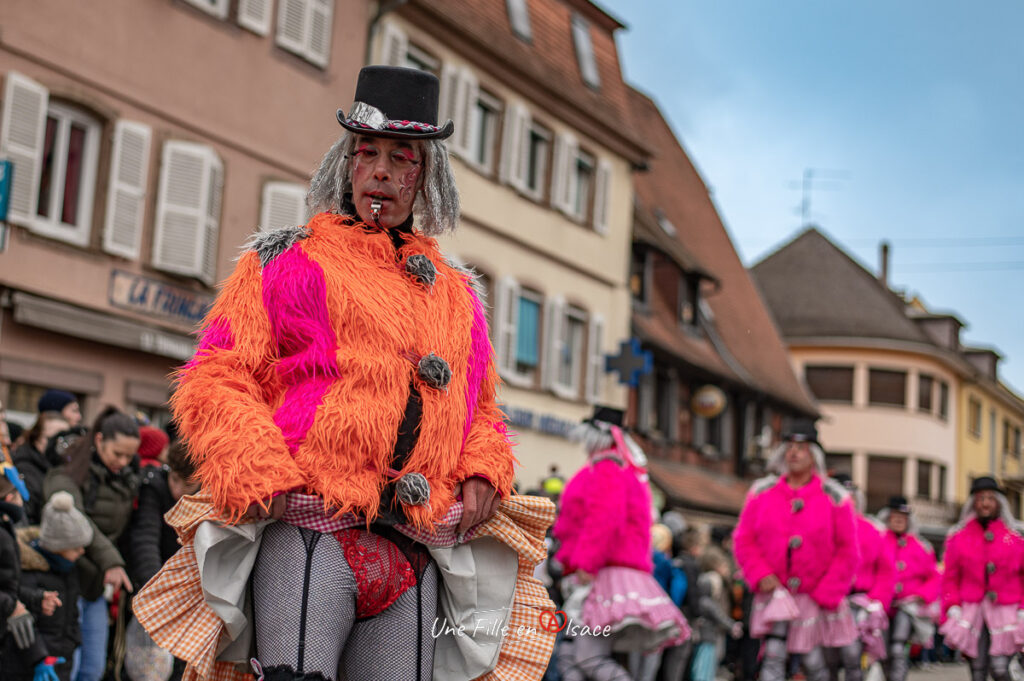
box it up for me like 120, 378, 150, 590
172, 212, 515, 527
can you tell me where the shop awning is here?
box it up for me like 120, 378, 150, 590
647, 458, 751, 518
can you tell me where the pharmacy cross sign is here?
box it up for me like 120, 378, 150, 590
605, 338, 653, 388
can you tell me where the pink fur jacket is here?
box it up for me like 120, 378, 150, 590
553, 454, 653, 575
942, 517, 1024, 614
733, 473, 858, 610
853, 514, 896, 610
882, 529, 939, 612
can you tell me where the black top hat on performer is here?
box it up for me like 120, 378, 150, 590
585, 405, 624, 428
832, 472, 855, 490
781, 417, 819, 445
887, 495, 911, 514
970, 476, 1002, 496
337, 66, 454, 140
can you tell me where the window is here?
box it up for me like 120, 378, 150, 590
868, 368, 906, 407
917, 460, 932, 499
550, 133, 611, 230
571, 13, 600, 88
967, 396, 983, 437
470, 90, 501, 173
259, 181, 308, 232
493, 277, 543, 387
679, 276, 698, 328
630, 246, 649, 305
1015, 426, 1022, 458
506, 0, 531, 41
1003, 419, 1022, 457
825, 452, 853, 478
276, 0, 333, 68
514, 289, 542, 380
867, 456, 904, 513
405, 43, 439, 75
151, 140, 224, 285
918, 373, 934, 413
655, 370, 679, 440
554, 305, 587, 396
939, 381, 950, 420
523, 120, 551, 198
183, 0, 230, 19
804, 366, 854, 403
938, 465, 947, 502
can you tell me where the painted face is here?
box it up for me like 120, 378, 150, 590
95, 432, 139, 475
784, 441, 814, 475
974, 490, 999, 519
350, 135, 424, 229
888, 510, 909, 534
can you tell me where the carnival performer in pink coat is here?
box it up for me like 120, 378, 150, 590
826, 474, 896, 681
877, 496, 940, 681
553, 407, 689, 681
940, 476, 1024, 681
733, 420, 859, 681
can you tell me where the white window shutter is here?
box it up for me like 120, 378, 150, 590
550, 133, 568, 212
506, 0, 532, 40
103, 121, 152, 259
563, 135, 579, 217
201, 159, 223, 285
593, 158, 612, 234
376, 21, 408, 67
153, 141, 221, 282
307, 0, 333, 68
0, 72, 49, 227
458, 68, 480, 162
499, 102, 527, 188
494, 276, 520, 376
586, 315, 605, 403
184, 0, 229, 19
260, 181, 308, 232
541, 296, 565, 391
276, 0, 308, 55
238, 0, 273, 35
439, 64, 459, 124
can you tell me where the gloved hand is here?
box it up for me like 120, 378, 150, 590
7, 610, 35, 649
34, 657, 66, 681
730, 621, 744, 639
947, 605, 963, 621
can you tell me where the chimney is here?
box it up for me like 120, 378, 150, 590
879, 241, 890, 287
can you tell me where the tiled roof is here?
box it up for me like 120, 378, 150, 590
627, 87, 818, 416
647, 459, 751, 515
751, 228, 933, 344
402, 0, 648, 162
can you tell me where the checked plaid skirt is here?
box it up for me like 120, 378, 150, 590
133, 491, 557, 681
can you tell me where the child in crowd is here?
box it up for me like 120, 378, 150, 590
9, 490, 93, 681
691, 546, 743, 681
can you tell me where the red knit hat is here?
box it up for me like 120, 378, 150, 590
138, 426, 169, 463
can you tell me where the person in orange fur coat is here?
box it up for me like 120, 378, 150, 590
162, 66, 526, 681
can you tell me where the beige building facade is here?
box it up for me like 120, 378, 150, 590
369, 0, 644, 489
0, 0, 367, 426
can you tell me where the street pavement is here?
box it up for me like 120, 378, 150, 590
907, 663, 965, 680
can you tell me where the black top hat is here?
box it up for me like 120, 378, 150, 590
337, 66, 454, 140
970, 476, 1002, 495
782, 417, 818, 445
887, 495, 911, 514
832, 472, 854, 490
585, 405, 624, 428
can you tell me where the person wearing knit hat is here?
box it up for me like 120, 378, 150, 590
36, 390, 81, 429
136, 426, 170, 469
4, 491, 93, 681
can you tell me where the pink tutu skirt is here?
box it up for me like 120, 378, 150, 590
582, 566, 691, 653
940, 601, 1020, 658
850, 594, 889, 661
820, 598, 859, 648
750, 591, 827, 653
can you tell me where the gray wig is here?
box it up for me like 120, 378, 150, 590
947, 490, 1024, 538
766, 441, 827, 476
306, 131, 460, 236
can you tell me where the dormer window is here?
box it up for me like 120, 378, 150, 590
507, 0, 532, 41
571, 13, 600, 88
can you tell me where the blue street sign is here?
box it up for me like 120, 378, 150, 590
0, 159, 11, 222
605, 338, 653, 387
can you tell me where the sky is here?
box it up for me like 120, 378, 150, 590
600, 0, 1024, 393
